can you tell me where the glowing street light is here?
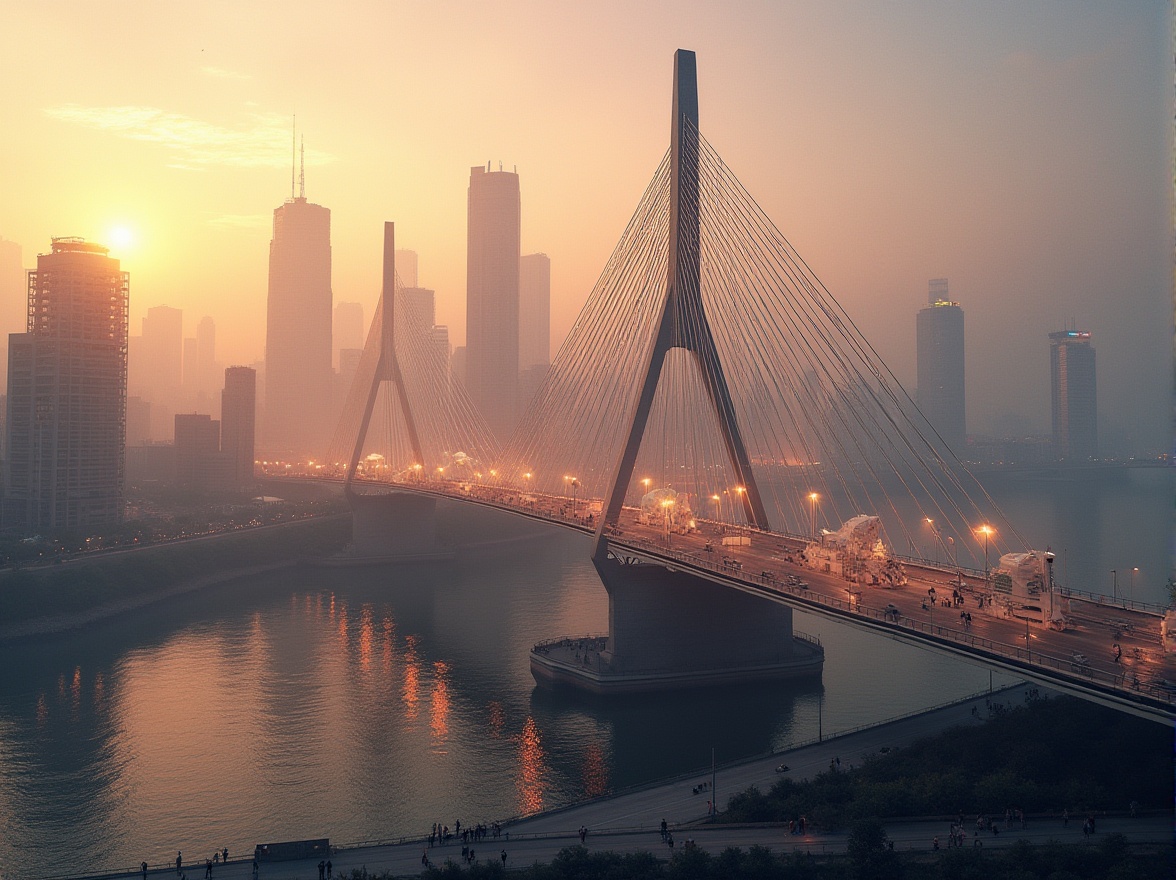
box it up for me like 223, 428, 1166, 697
569, 477, 580, 519
976, 525, 994, 587
641, 477, 652, 494
1131, 567, 1139, 603
808, 492, 819, 538
711, 493, 721, 522
925, 517, 940, 564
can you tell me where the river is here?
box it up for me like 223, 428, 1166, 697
0, 466, 1168, 878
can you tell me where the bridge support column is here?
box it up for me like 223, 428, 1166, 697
337, 491, 451, 563
531, 555, 823, 693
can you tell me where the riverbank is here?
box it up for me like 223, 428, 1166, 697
56, 683, 1176, 880
0, 513, 351, 642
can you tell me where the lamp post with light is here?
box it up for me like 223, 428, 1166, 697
925, 517, 941, 564
809, 492, 819, 538
976, 525, 994, 589
570, 477, 580, 520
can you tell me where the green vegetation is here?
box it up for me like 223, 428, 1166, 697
335, 836, 1173, 880
0, 513, 350, 626
722, 695, 1170, 830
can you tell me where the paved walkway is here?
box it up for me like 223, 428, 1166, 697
78, 683, 1172, 880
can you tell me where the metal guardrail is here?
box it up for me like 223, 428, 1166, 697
608, 533, 1175, 709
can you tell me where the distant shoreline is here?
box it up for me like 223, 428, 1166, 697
0, 514, 351, 644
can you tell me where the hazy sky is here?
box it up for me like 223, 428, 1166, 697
1, 1, 1170, 451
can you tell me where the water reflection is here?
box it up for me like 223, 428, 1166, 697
430, 660, 451, 747
0, 481, 1155, 878
516, 716, 546, 815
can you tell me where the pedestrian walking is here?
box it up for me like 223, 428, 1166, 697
317, 860, 324, 880
251, 860, 258, 880
326, 859, 332, 879
223, 849, 228, 865
204, 860, 212, 880
500, 849, 507, 867
176, 853, 183, 875
142, 861, 148, 880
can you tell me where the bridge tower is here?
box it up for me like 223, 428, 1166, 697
341, 223, 443, 561
593, 49, 767, 560
534, 50, 823, 692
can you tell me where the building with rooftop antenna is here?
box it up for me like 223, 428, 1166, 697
3, 237, 128, 530
264, 126, 332, 457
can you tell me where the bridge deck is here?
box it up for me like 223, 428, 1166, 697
347, 478, 1175, 722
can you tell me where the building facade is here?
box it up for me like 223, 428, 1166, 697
3, 238, 128, 530
221, 366, 256, 488
466, 165, 521, 442
265, 192, 332, 458
519, 252, 550, 371
1049, 330, 1097, 460
916, 279, 966, 455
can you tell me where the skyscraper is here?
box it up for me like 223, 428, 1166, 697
519, 252, 551, 370
333, 301, 364, 366
265, 172, 332, 457
466, 164, 521, 442
1049, 330, 1097, 460
916, 279, 965, 454
221, 366, 256, 487
141, 304, 183, 440
3, 237, 128, 530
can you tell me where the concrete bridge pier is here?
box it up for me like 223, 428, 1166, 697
337, 491, 451, 563
531, 554, 824, 693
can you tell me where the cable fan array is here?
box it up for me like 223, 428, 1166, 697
496, 121, 1021, 569
326, 275, 498, 484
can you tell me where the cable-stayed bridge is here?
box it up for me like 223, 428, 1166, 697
311, 50, 1173, 725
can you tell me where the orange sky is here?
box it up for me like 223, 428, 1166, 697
1, 1, 1170, 450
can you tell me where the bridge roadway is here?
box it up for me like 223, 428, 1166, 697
347, 478, 1175, 724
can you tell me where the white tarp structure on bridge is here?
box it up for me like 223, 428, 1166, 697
637, 487, 695, 532
990, 551, 1063, 626
803, 514, 906, 587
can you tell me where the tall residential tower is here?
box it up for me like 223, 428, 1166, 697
466, 164, 521, 442
916, 278, 966, 454
1049, 330, 1097, 460
3, 238, 128, 530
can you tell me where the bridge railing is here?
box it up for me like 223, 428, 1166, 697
608, 532, 1176, 708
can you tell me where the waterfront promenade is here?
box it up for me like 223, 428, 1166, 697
70, 684, 1173, 880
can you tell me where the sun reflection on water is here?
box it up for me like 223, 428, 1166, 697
516, 716, 546, 815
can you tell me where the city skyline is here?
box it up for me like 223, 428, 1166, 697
0, 2, 1168, 453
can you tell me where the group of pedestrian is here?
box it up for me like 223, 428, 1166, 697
787, 816, 807, 835
316, 859, 332, 880
430, 819, 501, 848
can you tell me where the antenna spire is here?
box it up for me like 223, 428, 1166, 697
290, 115, 296, 200
299, 135, 305, 199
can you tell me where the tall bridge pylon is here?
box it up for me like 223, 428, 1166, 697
343, 223, 424, 497
327, 223, 498, 492
595, 50, 768, 558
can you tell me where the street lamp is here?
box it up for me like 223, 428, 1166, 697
641, 477, 652, 494
976, 525, 994, 588
1131, 567, 1138, 603
1110, 569, 1118, 602
570, 477, 580, 519
925, 517, 939, 564
809, 492, 819, 538
711, 493, 721, 523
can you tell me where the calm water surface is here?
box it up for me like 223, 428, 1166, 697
0, 469, 1168, 878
